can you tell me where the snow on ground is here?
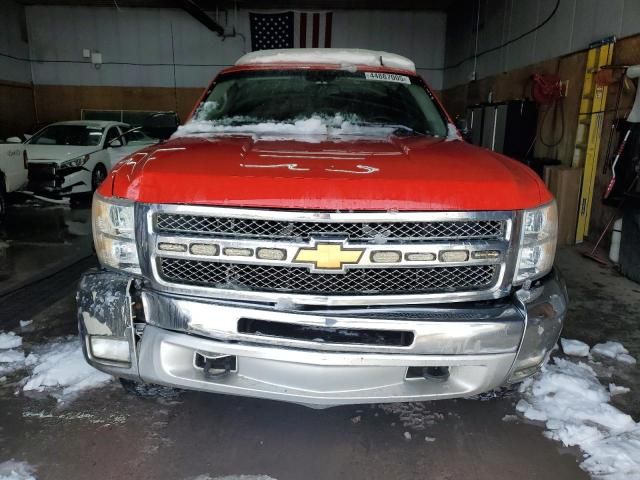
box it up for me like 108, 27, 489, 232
609, 384, 631, 396
591, 341, 637, 364
0, 331, 111, 399
22, 337, 111, 399
516, 340, 640, 480
0, 461, 36, 480
560, 338, 590, 357
0, 332, 26, 376
174, 114, 397, 141
0, 332, 22, 350
0, 350, 25, 364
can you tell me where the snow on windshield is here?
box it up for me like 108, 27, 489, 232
173, 114, 398, 140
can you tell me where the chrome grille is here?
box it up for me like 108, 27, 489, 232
155, 214, 504, 242
158, 258, 497, 296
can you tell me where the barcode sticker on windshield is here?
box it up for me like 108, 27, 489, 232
364, 72, 411, 84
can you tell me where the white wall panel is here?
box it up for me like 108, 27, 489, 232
532, 0, 574, 63
332, 10, 446, 88
570, 0, 623, 51
476, 0, 508, 78
0, 0, 32, 84
503, 0, 539, 71
25, 6, 446, 90
444, 0, 640, 89
621, 0, 640, 37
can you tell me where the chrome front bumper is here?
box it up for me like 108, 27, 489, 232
77, 269, 567, 407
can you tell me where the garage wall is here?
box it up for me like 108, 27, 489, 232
443, 0, 640, 88
24, 5, 446, 122
0, 0, 36, 139
441, 0, 640, 246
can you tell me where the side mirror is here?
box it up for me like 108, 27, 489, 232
6, 137, 22, 144
454, 118, 471, 141
141, 112, 180, 140
107, 138, 124, 148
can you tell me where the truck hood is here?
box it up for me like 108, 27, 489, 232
106, 134, 551, 211
26, 145, 97, 164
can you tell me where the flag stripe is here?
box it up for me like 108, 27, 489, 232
312, 13, 320, 48
324, 12, 333, 47
299, 13, 307, 47
294, 15, 301, 49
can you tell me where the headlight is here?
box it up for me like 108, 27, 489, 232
514, 201, 558, 284
92, 194, 140, 274
60, 154, 90, 169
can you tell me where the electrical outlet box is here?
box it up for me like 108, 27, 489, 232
91, 52, 102, 65
560, 80, 570, 97
82, 48, 91, 59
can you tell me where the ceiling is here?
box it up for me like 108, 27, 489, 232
18, 0, 455, 11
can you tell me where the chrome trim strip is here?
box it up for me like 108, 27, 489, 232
150, 204, 515, 224
152, 234, 508, 270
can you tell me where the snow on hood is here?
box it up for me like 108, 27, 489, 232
25, 144, 97, 163
172, 115, 398, 143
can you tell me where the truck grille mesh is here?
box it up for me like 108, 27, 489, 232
155, 214, 504, 242
158, 258, 497, 295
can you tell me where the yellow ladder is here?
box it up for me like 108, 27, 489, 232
573, 37, 615, 243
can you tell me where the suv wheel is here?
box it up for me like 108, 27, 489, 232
91, 164, 107, 191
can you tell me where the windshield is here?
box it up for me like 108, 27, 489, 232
28, 125, 104, 146
189, 70, 448, 137
124, 129, 158, 146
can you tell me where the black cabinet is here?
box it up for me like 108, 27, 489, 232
465, 100, 538, 160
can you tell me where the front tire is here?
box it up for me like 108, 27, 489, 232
91, 164, 107, 191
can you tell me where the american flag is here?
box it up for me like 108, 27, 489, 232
249, 11, 333, 51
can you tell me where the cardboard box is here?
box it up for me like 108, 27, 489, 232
543, 166, 583, 246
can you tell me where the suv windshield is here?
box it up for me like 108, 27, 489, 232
28, 125, 104, 146
191, 70, 448, 137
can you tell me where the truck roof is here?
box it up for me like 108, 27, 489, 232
235, 48, 416, 74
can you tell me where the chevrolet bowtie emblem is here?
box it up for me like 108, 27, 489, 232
294, 243, 364, 271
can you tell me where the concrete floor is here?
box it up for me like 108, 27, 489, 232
0, 204, 638, 480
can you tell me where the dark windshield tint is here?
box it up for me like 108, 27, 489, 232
193, 70, 448, 136
29, 125, 104, 146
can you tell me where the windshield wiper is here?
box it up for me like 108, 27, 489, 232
355, 122, 428, 137
390, 125, 426, 136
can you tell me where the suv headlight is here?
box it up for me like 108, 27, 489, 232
514, 201, 558, 284
60, 154, 90, 169
92, 194, 140, 274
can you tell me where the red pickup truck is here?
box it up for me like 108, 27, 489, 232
77, 49, 566, 407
